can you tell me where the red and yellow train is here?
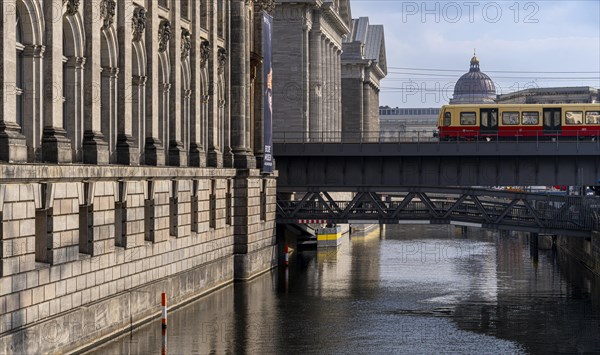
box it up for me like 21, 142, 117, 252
437, 104, 600, 140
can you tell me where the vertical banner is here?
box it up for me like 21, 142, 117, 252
262, 11, 274, 174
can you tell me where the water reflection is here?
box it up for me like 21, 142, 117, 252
90, 225, 600, 354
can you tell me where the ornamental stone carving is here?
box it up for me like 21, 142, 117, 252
254, 0, 276, 13
181, 29, 192, 60
200, 40, 210, 68
100, 0, 116, 29
158, 20, 171, 53
63, 0, 80, 16
217, 48, 227, 74
132, 7, 147, 42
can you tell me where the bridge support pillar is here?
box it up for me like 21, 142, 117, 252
461, 226, 468, 236
530, 232, 539, 262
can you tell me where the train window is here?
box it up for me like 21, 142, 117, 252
460, 112, 476, 125
565, 111, 583, 125
443, 112, 451, 126
586, 111, 600, 124
502, 112, 519, 125
522, 112, 539, 125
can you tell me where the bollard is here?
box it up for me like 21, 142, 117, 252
161, 292, 167, 329
285, 245, 289, 267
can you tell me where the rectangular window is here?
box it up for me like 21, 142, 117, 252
565, 111, 583, 125
502, 112, 520, 125
443, 112, 451, 126
460, 112, 476, 125
169, 180, 178, 236
586, 111, 600, 124
225, 179, 232, 226
209, 179, 216, 229
260, 180, 267, 221
144, 181, 155, 242
191, 180, 199, 233
522, 112, 539, 125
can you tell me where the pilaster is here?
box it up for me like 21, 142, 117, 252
309, 29, 323, 142
144, 1, 165, 166
82, 0, 109, 165
116, 0, 139, 166
230, 0, 256, 169
42, 0, 73, 163
168, 1, 187, 167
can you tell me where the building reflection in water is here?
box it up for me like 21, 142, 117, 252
90, 225, 600, 354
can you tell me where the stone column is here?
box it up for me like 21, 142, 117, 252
308, 29, 322, 142
230, 0, 254, 169
168, 2, 186, 167
190, 3, 208, 167
363, 81, 371, 141
302, 17, 312, 141
101, 67, 119, 162
336, 48, 342, 139
223, 0, 234, 168
207, 1, 223, 168
0, 1, 27, 162
244, 6, 254, 163
116, 0, 138, 165
21, 45, 45, 161
326, 43, 332, 139
83, 0, 109, 164
321, 37, 328, 141
64, 57, 86, 162
42, 0, 73, 163
132, 75, 147, 164
144, 0, 165, 166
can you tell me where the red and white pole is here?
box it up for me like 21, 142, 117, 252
161, 292, 167, 329
285, 245, 289, 267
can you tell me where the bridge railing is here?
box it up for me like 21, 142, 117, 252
277, 193, 600, 233
273, 130, 600, 144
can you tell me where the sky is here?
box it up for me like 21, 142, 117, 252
349, 0, 600, 108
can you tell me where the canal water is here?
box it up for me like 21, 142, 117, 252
91, 225, 600, 354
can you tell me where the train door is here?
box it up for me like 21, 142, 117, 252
543, 108, 562, 134
480, 108, 498, 135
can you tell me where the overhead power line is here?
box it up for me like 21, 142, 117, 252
387, 66, 600, 74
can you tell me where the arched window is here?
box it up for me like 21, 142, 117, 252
15, 12, 24, 132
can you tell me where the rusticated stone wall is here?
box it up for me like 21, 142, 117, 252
0, 165, 277, 353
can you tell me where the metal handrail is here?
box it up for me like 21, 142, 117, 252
272, 130, 600, 145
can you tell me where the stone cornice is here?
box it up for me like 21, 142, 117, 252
321, 2, 350, 36
0, 165, 250, 183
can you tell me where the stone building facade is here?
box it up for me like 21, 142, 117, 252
341, 17, 387, 142
496, 86, 599, 104
0, 1, 278, 352
272, 0, 352, 142
379, 107, 440, 141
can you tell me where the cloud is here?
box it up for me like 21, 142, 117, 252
350, 0, 600, 107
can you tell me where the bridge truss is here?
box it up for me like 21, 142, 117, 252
276, 188, 600, 237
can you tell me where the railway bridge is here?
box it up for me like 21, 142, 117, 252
273, 135, 600, 237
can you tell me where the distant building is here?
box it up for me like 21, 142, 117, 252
272, 0, 352, 142
379, 107, 440, 140
450, 53, 497, 104
496, 86, 598, 104
341, 17, 387, 142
